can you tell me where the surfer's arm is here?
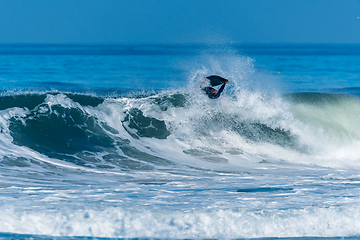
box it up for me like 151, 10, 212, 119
214, 81, 228, 98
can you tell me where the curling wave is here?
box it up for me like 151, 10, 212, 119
0, 89, 360, 171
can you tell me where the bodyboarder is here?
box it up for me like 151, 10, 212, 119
202, 75, 229, 99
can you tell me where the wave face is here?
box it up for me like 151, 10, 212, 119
4, 89, 360, 171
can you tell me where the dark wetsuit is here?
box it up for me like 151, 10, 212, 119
202, 82, 227, 99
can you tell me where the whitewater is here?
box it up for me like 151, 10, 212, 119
1, 44, 360, 239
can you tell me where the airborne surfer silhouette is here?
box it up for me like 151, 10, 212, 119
202, 75, 229, 99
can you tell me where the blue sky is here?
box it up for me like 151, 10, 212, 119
0, 0, 360, 44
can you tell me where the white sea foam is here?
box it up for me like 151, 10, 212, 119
1, 206, 360, 238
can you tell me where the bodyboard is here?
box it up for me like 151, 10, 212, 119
206, 75, 228, 87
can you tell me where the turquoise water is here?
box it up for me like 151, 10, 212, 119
0, 44, 360, 239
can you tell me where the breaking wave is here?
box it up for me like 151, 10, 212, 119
1, 87, 360, 172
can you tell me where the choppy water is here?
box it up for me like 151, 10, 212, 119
1, 44, 360, 239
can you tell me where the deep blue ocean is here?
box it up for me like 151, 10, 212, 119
1, 44, 360, 239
